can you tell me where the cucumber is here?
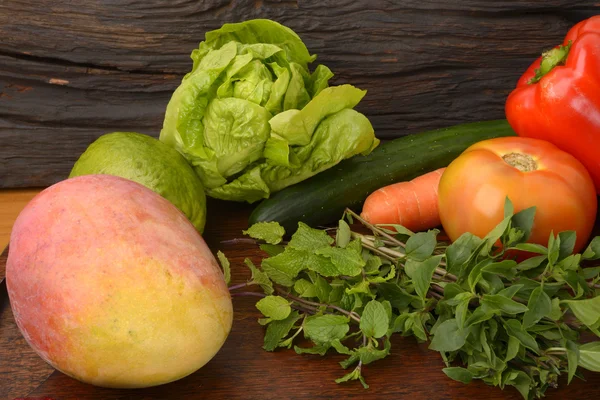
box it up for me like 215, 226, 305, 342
249, 120, 515, 232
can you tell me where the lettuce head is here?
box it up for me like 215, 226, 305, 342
160, 19, 379, 202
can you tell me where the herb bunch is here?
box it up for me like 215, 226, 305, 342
221, 199, 600, 399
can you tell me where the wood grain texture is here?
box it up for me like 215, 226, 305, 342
0, 189, 42, 250
1, 199, 600, 400
0, 1, 599, 188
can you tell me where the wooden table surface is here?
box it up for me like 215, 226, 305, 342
0, 189, 41, 251
1, 197, 600, 400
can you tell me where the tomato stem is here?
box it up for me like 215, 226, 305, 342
502, 152, 537, 172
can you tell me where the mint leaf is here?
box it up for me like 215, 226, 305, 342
259, 244, 285, 256
309, 272, 332, 303
335, 365, 368, 389
339, 339, 391, 368
263, 311, 302, 351
405, 230, 438, 261
217, 250, 231, 285
294, 343, 330, 356
244, 258, 274, 294
367, 264, 396, 283
256, 295, 291, 320
243, 221, 285, 244
304, 314, 350, 344
481, 294, 528, 315
330, 339, 353, 355
358, 340, 391, 365
262, 247, 311, 280
306, 255, 339, 277
522, 286, 552, 329
365, 254, 383, 273
261, 263, 295, 287
360, 300, 389, 339
405, 255, 443, 300
429, 319, 469, 352
443, 367, 473, 384
316, 245, 365, 277
579, 341, 600, 372
294, 278, 317, 298
345, 280, 371, 296
504, 318, 539, 353
289, 222, 334, 251
336, 219, 351, 248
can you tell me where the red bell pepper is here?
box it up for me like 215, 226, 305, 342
505, 16, 600, 193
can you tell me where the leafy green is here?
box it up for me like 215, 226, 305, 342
304, 315, 350, 344
360, 300, 389, 339
522, 286, 552, 329
243, 222, 285, 244
256, 295, 292, 320
405, 230, 439, 261
579, 342, 600, 372
429, 319, 469, 352
263, 311, 303, 351
405, 255, 443, 300
160, 19, 378, 203
562, 296, 600, 335
289, 222, 334, 250
443, 367, 473, 384
228, 203, 600, 398
216, 250, 231, 285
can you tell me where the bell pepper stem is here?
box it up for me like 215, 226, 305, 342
529, 41, 573, 84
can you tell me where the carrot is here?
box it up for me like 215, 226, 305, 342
360, 168, 446, 232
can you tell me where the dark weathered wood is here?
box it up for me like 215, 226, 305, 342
0, 1, 599, 188
1, 199, 600, 399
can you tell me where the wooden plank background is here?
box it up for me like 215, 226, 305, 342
0, 0, 598, 188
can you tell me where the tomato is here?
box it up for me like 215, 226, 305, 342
438, 137, 597, 253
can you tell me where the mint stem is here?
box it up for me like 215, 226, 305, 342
228, 282, 249, 291
230, 291, 266, 298
276, 287, 361, 323
345, 208, 406, 248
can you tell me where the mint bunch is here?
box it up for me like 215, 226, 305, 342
223, 200, 600, 398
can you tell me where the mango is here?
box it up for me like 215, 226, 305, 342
6, 175, 233, 388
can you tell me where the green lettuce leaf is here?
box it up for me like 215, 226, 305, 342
160, 19, 378, 203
